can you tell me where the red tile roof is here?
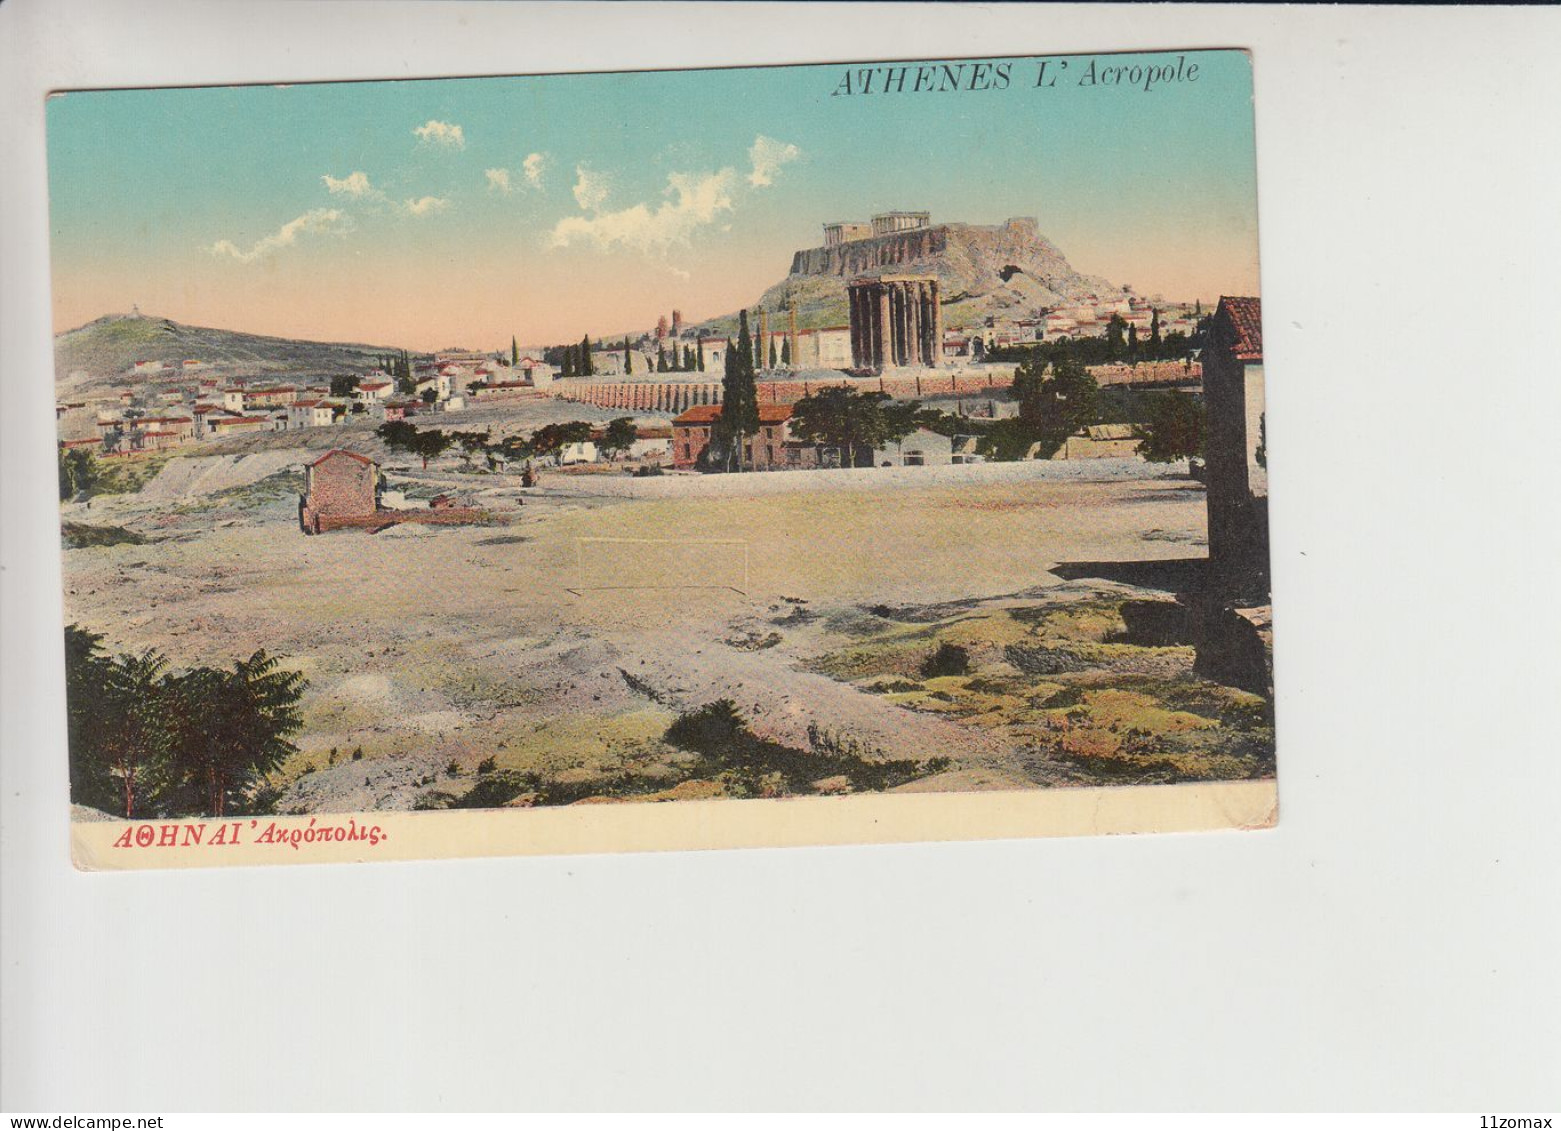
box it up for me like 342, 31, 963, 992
672, 403, 791, 426
307, 449, 376, 469
1215, 296, 1263, 362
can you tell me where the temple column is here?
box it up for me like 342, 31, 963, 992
880, 283, 892, 368
930, 281, 944, 365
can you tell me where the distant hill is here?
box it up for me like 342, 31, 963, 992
53, 312, 420, 393
692, 217, 1129, 338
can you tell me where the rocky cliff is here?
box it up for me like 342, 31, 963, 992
750, 217, 1122, 332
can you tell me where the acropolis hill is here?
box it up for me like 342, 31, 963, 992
745, 214, 1123, 333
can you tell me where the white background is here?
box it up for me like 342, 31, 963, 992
2, 1, 1558, 1113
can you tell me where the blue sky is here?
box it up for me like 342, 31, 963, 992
47, 50, 1259, 350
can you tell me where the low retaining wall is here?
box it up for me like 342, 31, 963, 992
301, 504, 488, 534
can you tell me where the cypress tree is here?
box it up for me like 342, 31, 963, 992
512, 336, 519, 366
769, 339, 778, 368
727, 312, 760, 471
623, 338, 632, 373
657, 344, 667, 373
579, 334, 593, 377
780, 337, 791, 366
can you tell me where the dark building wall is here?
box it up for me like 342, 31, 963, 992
1203, 311, 1268, 595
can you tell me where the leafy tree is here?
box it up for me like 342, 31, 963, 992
165, 651, 307, 818
411, 428, 452, 469
1105, 314, 1127, 360
452, 429, 491, 467
64, 625, 119, 813
420, 387, 438, 405
528, 420, 594, 458
1255, 413, 1267, 469
1014, 350, 1099, 459
601, 417, 638, 460
788, 386, 896, 468
99, 648, 175, 819
58, 447, 102, 500
376, 420, 418, 457
1131, 391, 1205, 463
330, 373, 361, 398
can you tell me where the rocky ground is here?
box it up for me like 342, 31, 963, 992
60, 440, 1271, 817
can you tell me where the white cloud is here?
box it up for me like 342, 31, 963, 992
548, 135, 800, 257
399, 196, 451, 217
485, 168, 512, 194
322, 170, 379, 199
413, 119, 465, 149
747, 135, 801, 188
209, 208, 352, 263
572, 165, 611, 211
523, 152, 548, 189
551, 169, 737, 253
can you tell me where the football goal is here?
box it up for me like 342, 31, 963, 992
570, 536, 750, 594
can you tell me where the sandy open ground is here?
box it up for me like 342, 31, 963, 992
60, 447, 1260, 814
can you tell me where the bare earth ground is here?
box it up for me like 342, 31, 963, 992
60, 445, 1272, 814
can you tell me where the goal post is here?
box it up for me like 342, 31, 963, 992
571, 536, 750, 594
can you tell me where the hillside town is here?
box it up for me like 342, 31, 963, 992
55, 205, 1272, 821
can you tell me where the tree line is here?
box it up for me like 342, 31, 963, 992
376, 416, 641, 469
985, 310, 1209, 367
773, 347, 1204, 467
65, 626, 307, 819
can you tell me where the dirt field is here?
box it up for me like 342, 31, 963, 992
59, 447, 1271, 814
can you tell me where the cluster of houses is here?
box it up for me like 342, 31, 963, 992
666, 403, 1115, 471
55, 347, 562, 457
944, 295, 1203, 356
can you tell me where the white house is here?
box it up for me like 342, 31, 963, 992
356, 379, 396, 402
221, 388, 247, 413
874, 427, 954, 467
625, 433, 672, 462
559, 440, 599, 466
287, 399, 336, 429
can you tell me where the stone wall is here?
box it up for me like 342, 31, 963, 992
551, 371, 1015, 413
790, 226, 949, 277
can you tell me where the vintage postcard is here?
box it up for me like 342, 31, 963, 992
48, 49, 1274, 869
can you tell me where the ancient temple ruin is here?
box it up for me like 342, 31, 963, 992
846, 274, 943, 370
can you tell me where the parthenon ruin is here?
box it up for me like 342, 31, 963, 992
846, 274, 943, 370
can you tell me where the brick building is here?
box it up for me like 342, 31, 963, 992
671, 403, 818, 470
300, 449, 380, 533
